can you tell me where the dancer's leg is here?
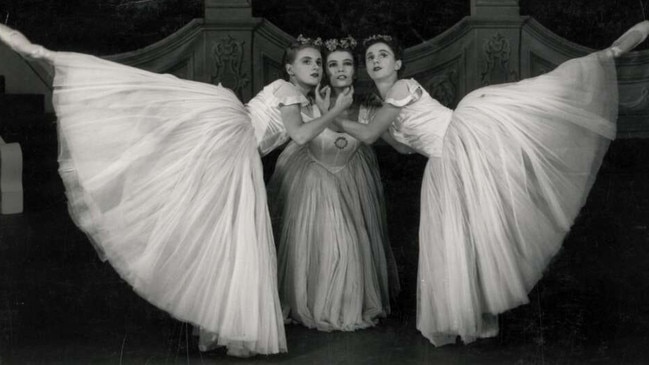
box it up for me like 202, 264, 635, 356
0, 24, 54, 61
609, 20, 649, 57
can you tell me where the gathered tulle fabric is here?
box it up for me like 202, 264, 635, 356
414, 51, 618, 345
268, 135, 399, 331
52, 52, 286, 355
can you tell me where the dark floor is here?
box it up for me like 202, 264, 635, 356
2, 140, 649, 364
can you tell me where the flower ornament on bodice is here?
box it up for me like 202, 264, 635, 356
334, 136, 349, 149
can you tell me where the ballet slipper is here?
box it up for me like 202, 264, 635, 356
0, 23, 53, 61
610, 20, 649, 57
225, 344, 254, 358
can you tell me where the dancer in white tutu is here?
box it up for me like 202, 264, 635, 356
0, 26, 352, 357
332, 22, 649, 346
267, 36, 401, 332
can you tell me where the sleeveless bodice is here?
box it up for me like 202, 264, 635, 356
246, 79, 310, 156
386, 79, 453, 158
305, 105, 370, 173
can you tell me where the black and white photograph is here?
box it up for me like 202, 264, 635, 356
1, 0, 649, 363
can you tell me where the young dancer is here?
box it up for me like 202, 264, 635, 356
268, 36, 400, 331
334, 22, 649, 345
0, 27, 351, 357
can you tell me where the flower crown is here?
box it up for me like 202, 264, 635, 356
324, 36, 358, 52
362, 34, 393, 46
296, 34, 323, 47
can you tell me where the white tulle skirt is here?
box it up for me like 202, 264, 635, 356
417, 51, 618, 345
52, 52, 286, 355
268, 142, 400, 331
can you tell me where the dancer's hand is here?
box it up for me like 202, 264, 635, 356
332, 86, 353, 112
315, 84, 331, 113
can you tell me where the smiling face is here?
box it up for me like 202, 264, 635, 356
326, 50, 355, 88
365, 42, 401, 81
286, 47, 322, 87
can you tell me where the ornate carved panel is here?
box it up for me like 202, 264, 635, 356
210, 35, 249, 98
414, 54, 464, 108
481, 32, 518, 85
422, 69, 460, 108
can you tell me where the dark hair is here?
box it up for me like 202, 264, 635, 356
324, 46, 356, 62
281, 40, 323, 80
362, 36, 405, 75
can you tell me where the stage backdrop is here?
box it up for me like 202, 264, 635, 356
1, 0, 649, 137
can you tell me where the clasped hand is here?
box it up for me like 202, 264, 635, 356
315, 84, 354, 114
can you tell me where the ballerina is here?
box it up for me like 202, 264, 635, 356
0, 25, 352, 357
332, 21, 649, 345
267, 35, 401, 332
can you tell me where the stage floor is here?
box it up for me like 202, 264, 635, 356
2, 141, 649, 364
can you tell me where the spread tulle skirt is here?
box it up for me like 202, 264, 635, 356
268, 142, 400, 331
52, 52, 286, 355
417, 51, 618, 345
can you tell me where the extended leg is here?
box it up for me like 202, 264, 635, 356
0, 24, 54, 61
610, 20, 649, 57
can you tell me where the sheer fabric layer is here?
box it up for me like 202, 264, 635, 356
53, 52, 286, 355
415, 52, 618, 345
269, 133, 399, 331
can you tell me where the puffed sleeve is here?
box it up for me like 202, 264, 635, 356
272, 80, 310, 107
384, 79, 423, 107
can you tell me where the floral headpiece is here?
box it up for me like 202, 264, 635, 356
324, 36, 358, 52
296, 34, 323, 47
362, 34, 393, 46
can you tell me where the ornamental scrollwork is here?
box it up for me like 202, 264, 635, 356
211, 35, 249, 98
481, 32, 518, 85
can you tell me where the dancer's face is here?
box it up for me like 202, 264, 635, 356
326, 50, 355, 88
365, 42, 401, 81
286, 47, 323, 87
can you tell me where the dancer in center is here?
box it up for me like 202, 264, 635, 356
268, 36, 400, 332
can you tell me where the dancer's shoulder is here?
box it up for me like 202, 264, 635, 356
385, 79, 423, 108
266, 79, 309, 107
